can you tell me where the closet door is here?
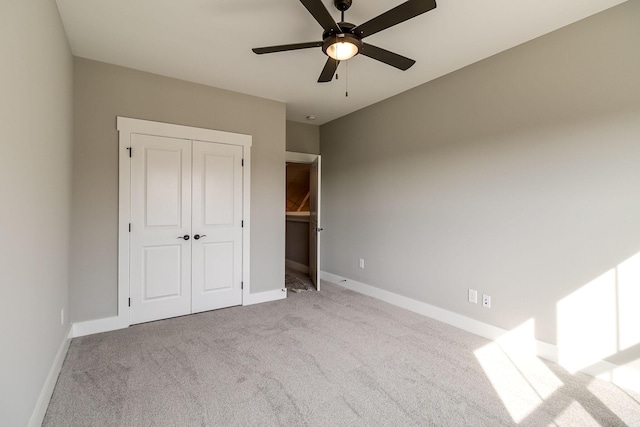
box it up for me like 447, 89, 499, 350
130, 134, 192, 325
191, 141, 244, 313
309, 156, 321, 290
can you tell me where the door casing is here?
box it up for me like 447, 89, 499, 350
118, 117, 252, 328
285, 151, 321, 290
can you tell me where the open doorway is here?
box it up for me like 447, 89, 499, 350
285, 152, 321, 292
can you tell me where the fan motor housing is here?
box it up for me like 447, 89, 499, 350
322, 21, 357, 39
334, 0, 352, 12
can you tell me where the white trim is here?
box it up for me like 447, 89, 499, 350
320, 271, 507, 341
580, 359, 619, 379
243, 288, 287, 306
594, 360, 640, 393
285, 151, 318, 163
320, 271, 635, 391
536, 340, 559, 363
72, 316, 127, 338
117, 116, 253, 334
117, 117, 252, 147
285, 259, 309, 274
28, 326, 73, 427
241, 147, 251, 305
285, 151, 321, 292
116, 119, 132, 331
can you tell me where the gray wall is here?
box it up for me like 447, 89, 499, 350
286, 220, 310, 266
72, 58, 286, 323
0, 1, 73, 425
321, 0, 640, 367
286, 120, 320, 154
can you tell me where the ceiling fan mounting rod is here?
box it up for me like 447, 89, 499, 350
335, 0, 351, 22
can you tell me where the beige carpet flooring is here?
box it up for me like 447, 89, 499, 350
44, 282, 640, 426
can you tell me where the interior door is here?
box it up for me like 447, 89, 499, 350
309, 156, 321, 290
191, 141, 244, 313
130, 133, 192, 325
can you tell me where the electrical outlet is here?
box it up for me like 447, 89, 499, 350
61, 308, 64, 325
359, 258, 365, 269
483, 294, 491, 308
468, 289, 478, 304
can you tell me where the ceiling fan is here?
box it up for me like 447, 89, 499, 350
252, 0, 437, 83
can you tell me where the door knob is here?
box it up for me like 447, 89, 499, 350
178, 234, 190, 240
194, 234, 207, 240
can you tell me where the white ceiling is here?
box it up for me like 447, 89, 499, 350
56, 0, 626, 125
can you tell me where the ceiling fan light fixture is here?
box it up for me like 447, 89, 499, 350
323, 33, 361, 61
326, 41, 358, 60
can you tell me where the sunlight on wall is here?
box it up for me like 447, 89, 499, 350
617, 253, 640, 351
557, 269, 617, 372
557, 252, 640, 391
474, 319, 563, 423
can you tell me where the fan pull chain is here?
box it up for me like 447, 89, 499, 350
345, 60, 349, 97
335, 34, 340, 82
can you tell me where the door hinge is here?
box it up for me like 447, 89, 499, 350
128, 298, 131, 307
127, 147, 132, 157
128, 223, 131, 232
241, 159, 244, 167
241, 220, 244, 228
241, 282, 244, 289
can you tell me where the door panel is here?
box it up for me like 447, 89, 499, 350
192, 141, 243, 313
204, 153, 235, 226
143, 245, 183, 299
203, 242, 234, 291
130, 133, 192, 325
144, 149, 183, 227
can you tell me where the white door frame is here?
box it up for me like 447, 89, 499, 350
117, 117, 251, 328
285, 151, 321, 290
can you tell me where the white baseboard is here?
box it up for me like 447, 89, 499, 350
243, 288, 288, 306
72, 315, 128, 338
285, 259, 309, 274
73, 289, 288, 338
320, 271, 636, 392
321, 271, 509, 341
28, 326, 73, 427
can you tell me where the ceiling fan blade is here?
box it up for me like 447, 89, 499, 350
353, 0, 437, 39
318, 57, 340, 82
300, 0, 341, 33
252, 41, 323, 55
360, 43, 415, 70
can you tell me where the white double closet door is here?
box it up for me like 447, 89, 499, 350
129, 133, 243, 325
